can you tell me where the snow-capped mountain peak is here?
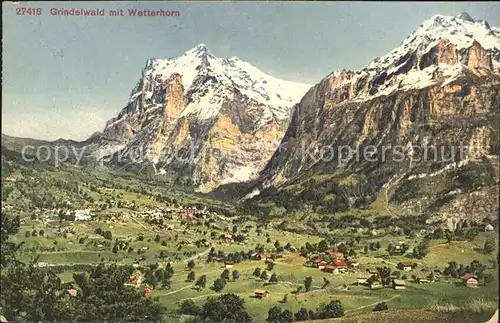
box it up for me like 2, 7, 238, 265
126, 44, 311, 123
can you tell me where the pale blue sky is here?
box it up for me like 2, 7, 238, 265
2, 1, 499, 141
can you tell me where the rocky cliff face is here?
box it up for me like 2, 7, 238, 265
249, 13, 500, 224
90, 44, 311, 192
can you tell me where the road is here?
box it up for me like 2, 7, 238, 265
154, 284, 194, 296
184, 245, 213, 262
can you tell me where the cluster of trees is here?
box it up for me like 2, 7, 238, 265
212, 268, 241, 292
94, 227, 113, 240
252, 267, 278, 284
443, 260, 493, 284
0, 211, 166, 322
412, 239, 430, 259
267, 300, 344, 322
178, 293, 252, 322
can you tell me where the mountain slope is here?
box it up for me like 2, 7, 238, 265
90, 44, 311, 192
247, 13, 500, 225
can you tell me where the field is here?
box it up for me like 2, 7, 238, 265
2, 164, 498, 322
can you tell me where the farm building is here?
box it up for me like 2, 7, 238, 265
254, 289, 270, 298
369, 281, 382, 289
224, 261, 235, 269
397, 261, 414, 271
462, 274, 478, 288
124, 270, 143, 288
392, 279, 406, 289
485, 224, 494, 232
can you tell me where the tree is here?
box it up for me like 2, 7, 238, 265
260, 270, 268, 281
212, 277, 227, 292
376, 266, 392, 287
253, 267, 261, 277
232, 270, 240, 281
322, 277, 331, 289
103, 230, 112, 240
294, 308, 309, 321
112, 245, 118, 254
484, 238, 496, 254
221, 269, 230, 280
188, 260, 196, 270
269, 273, 278, 284
364, 245, 369, 254
304, 276, 313, 292
39, 229, 45, 236
178, 299, 201, 316
318, 300, 344, 319
187, 271, 196, 282
267, 262, 275, 271
318, 239, 329, 252
154, 234, 161, 243
200, 294, 251, 322
373, 302, 388, 312
195, 275, 207, 290
482, 273, 494, 285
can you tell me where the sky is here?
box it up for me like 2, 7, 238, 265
3, 1, 500, 141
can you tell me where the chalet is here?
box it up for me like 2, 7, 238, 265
485, 224, 494, 232
393, 279, 406, 289
357, 274, 372, 285
124, 270, 143, 288
369, 281, 382, 289
260, 253, 273, 261
323, 265, 339, 274
144, 285, 153, 295
179, 207, 197, 220
333, 259, 348, 271
224, 261, 235, 269
221, 234, 233, 243
462, 274, 478, 288
366, 268, 378, 275
0, 315, 7, 323
317, 260, 328, 269
254, 289, 270, 298
397, 261, 414, 271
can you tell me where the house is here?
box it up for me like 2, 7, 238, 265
224, 261, 235, 269
179, 207, 197, 220
144, 286, 153, 295
74, 209, 91, 221
333, 259, 348, 271
369, 281, 382, 289
350, 260, 360, 268
328, 250, 345, 260
254, 289, 270, 298
485, 224, 494, 232
260, 253, 273, 261
323, 265, 339, 274
462, 274, 478, 288
416, 273, 430, 284
0, 315, 8, 323
397, 261, 414, 271
124, 270, 143, 288
366, 268, 378, 275
392, 279, 406, 289
67, 289, 78, 297
5, 176, 17, 182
